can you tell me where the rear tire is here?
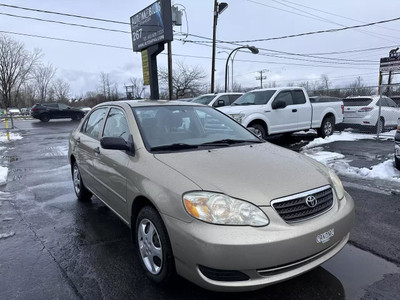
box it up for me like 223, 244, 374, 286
318, 117, 334, 138
395, 156, 400, 171
72, 161, 92, 201
135, 206, 175, 285
40, 114, 50, 122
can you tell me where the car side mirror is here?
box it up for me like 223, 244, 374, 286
100, 135, 135, 155
273, 100, 287, 109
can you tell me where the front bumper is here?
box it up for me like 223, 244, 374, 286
163, 192, 354, 292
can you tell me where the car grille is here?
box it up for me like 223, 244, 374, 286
271, 185, 334, 223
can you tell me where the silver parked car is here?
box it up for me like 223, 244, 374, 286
68, 100, 354, 292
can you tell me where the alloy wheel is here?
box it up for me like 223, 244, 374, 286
138, 218, 163, 275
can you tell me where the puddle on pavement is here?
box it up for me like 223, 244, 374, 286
322, 244, 400, 299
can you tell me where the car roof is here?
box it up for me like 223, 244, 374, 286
96, 99, 204, 108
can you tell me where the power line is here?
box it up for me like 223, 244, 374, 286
279, 0, 400, 33
193, 15, 400, 44
0, 12, 131, 33
0, 30, 377, 70
264, 0, 399, 43
0, 3, 130, 25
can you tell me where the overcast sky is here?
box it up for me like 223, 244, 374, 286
1, 0, 399, 96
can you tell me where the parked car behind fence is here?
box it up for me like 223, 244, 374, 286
341, 96, 400, 133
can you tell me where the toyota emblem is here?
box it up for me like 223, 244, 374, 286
305, 195, 318, 208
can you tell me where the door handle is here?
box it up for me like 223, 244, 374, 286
93, 147, 100, 154
292, 109, 297, 112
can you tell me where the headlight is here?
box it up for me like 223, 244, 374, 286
229, 113, 245, 124
329, 170, 344, 200
183, 192, 269, 226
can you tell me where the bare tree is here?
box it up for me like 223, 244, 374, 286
98, 72, 119, 100
53, 78, 70, 102
0, 34, 42, 108
320, 74, 331, 93
159, 61, 207, 99
33, 63, 57, 103
127, 77, 145, 99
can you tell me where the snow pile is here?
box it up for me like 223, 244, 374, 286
304, 150, 345, 165
0, 232, 15, 239
0, 166, 8, 186
0, 132, 23, 142
304, 150, 400, 183
302, 131, 375, 149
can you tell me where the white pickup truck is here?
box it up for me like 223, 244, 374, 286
218, 87, 344, 139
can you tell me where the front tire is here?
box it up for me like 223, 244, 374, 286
318, 117, 334, 138
248, 124, 267, 139
135, 206, 175, 285
72, 113, 83, 121
72, 161, 92, 201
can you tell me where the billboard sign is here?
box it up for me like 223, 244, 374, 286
130, 0, 173, 52
380, 49, 400, 72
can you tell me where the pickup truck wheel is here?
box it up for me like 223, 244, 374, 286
72, 162, 92, 201
40, 114, 50, 122
318, 117, 334, 138
248, 124, 266, 139
136, 206, 175, 285
395, 156, 400, 171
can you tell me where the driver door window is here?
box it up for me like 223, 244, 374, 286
103, 108, 130, 142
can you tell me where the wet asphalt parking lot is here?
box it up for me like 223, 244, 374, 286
0, 119, 399, 299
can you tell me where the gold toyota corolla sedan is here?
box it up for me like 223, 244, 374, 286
68, 100, 354, 292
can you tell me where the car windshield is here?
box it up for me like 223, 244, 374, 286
133, 105, 262, 152
232, 90, 276, 105
191, 95, 216, 105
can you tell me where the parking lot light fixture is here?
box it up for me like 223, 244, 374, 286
225, 45, 259, 92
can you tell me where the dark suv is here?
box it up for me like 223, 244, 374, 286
31, 103, 85, 122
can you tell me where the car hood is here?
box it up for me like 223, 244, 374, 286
154, 143, 330, 206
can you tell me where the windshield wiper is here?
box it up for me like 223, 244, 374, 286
151, 143, 199, 151
199, 139, 263, 147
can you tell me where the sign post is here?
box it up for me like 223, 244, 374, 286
379, 48, 400, 95
131, 0, 173, 100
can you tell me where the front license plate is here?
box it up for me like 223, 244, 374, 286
316, 228, 334, 244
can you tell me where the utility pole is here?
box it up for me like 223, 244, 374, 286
211, 0, 218, 93
256, 70, 267, 89
168, 42, 173, 100
210, 1, 228, 93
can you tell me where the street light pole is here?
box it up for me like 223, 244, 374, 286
211, 1, 228, 93
224, 45, 259, 92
